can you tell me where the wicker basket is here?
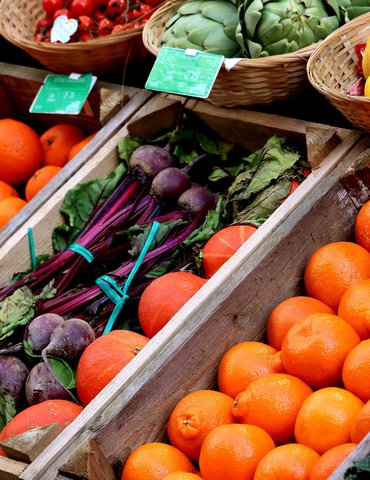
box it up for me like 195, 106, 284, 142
142, 0, 316, 107
307, 13, 370, 132
0, 0, 156, 75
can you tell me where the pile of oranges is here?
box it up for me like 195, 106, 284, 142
119, 199, 370, 480
0, 118, 95, 229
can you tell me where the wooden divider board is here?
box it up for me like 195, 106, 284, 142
0, 62, 153, 249
0, 96, 359, 479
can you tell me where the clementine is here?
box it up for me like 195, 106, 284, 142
0, 197, 27, 229
342, 339, 370, 403
163, 473, 203, 480
267, 296, 335, 350
167, 389, 235, 461
138, 272, 207, 338
0, 181, 19, 202
295, 387, 364, 454
67, 132, 96, 161
76, 330, 149, 406
338, 279, 370, 339
304, 241, 370, 309
309, 443, 357, 480
355, 200, 370, 251
40, 124, 86, 167
199, 423, 275, 480
0, 119, 43, 185
121, 442, 196, 480
351, 399, 370, 443
217, 341, 285, 398
201, 225, 257, 278
233, 373, 312, 444
254, 443, 320, 480
25, 165, 62, 202
281, 313, 360, 389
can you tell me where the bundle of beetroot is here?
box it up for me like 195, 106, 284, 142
0, 110, 310, 429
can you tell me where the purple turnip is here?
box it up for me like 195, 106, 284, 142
150, 167, 191, 201
0, 355, 29, 404
178, 185, 215, 215
129, 145, 174, 180
25, 313, 65, 353
25, 362, 73, 405
42, 318, 95, 362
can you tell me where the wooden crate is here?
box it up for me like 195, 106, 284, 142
0, 62, 153, 248
0, 95, 366, 479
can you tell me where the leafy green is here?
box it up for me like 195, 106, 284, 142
117, 138, 143, 167
344, 456, 370, 479
196, 132, 233, 161
52, 164, 126, 252
48, 358, 76, 389
0, 388, 16, 430
0, 284, 56, 342
23, 339, 42, 360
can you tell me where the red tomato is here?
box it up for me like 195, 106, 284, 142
93, 8, 106, 21
34, 32, 45, 42
36, 16, 53, 33
144, 0, 162, 6
53, 8, 72, 20
94, 0, 107, 7
139, 3, 152, 15
70, 0, 94, 17
78, 31, 93, 41
78, 15, 96, 31
42, 0, 64, 17
112, 23, 125, 33
107, 0, 127, 18
98, 18, 114, 35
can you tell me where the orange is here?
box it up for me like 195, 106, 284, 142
198, 423, 275, 480
163, 474, 203, 480
309, 443, 357, 480
0, 118, 43, 185
342, 340, 370, 402
0, 197, 27, 229
76, 330, 149, 406
281, 313, 360, 389
67, 132, 96, 161
338, 279, 370, 339
217, 341, 285, 398
267, 296, 335, 350
233, 373, 312, 444
304, 241, 370, 309
138, 272, 207, 338
295, 387, 364, 454
40, 124, 86, 167
167, 389, 235, 461
0, 181, 19, 201
201, 225, 257, 278
351, 399, 370, 443
25, 165, 62, 202
355, 200, 370, 251
121, 442, 196, 480
254, 443, 320, 480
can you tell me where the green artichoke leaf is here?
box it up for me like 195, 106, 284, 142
243, 0, 264, 39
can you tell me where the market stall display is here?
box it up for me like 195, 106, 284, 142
0, 94, 362, 479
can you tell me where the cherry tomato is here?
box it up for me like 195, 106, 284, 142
98, 18, 114, 35
78, 15, 97, 32
36, 17, 53, 33
112, 23, 125, 33
118, 6, 140, 23
42, 0, 64, 17
53, 8, 72, 20
107, 0, 126, 19
93, 8, 106, 21
78, 31, 93, 41
144, 0, 162, 6
34, 32, 45, 42
70, 0, 94, 17
94, 0, 107, 7
139, 3, 152, 15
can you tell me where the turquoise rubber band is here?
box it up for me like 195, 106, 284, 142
68, 243, 94, 263
27, 228, 37, 270
97, 221, 160, 335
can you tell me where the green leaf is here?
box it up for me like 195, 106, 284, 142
117, 138, 143, 168
52, 164, 126, 252
196, 132, 233, 161
0, 287, 37, 342
48, 358, 76, 390
173, 144, 199, 164
0, 388, 16, 431
23, 339, 42, 360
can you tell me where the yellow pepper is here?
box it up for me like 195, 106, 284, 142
362, 37, 370, 81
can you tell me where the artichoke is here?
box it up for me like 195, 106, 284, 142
161, 0, 241, 57
236, 0, 341, 58
336, 0, 370, 21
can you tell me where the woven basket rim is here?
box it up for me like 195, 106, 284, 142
307, 12, 370, 102
0, 0, 155, 50
142, 0, 320, 66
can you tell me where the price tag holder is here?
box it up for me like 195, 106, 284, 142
145, 47, 224, 99
29, 73, 97, 115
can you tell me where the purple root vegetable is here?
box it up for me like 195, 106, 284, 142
129, 145, 174, 181
42, 318, 95, 362
178, 185, 215, 215
150, 167, 191, 201
25, 313, 65, 353
0, 355, 29, 404
25, 362, 75, 405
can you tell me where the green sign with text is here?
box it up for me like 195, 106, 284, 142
145, 47, 224, 99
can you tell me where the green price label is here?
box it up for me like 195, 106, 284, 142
30, 73, 97, 115
145, 47, 224, 99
